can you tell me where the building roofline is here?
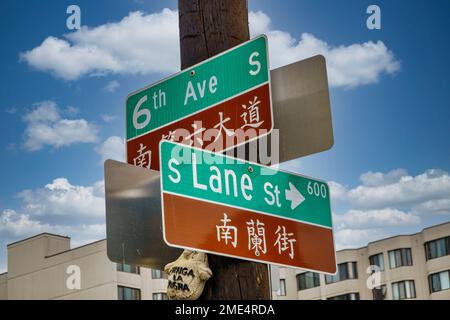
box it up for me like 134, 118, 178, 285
7, 233, 70, 247
45, 238, 106, 258
422, 220, 450, 231
0, 272, 7, 276
337, 221, 450, 253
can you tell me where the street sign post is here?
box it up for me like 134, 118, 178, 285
159, 141, 337, 274
126, 35, 273, 171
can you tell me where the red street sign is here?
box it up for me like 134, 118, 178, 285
162, 192, 336, 273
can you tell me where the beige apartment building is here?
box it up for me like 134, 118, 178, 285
273, 222, 450, 300
1, 221, 449, 300
0, 233, 168, 300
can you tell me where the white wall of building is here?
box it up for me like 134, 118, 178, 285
0, 273, 7, 300
273, 222, 450, 300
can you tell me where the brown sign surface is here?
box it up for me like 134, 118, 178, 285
162, 193, 336, 273
127, 84, 272, 171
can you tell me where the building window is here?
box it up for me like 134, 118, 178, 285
372, 285, 387, 300
151, 269, 168, 279
325, 262, 358, 284
278, 279, 287, 296
116, 263, 140, 274
118, 286, 141, 300
429, 270, 450, 293
425, 237, 450, 261
153, 292, 168, 300
388, 248, 413, 269
392, 280, 416, 300
327, 293, 360, 300
369, 253, 385, 271
297, 272, 320, 291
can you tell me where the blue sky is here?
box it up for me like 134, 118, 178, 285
1, 0, 450, 272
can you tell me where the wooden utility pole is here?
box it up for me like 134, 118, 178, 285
178, 0, 271, 300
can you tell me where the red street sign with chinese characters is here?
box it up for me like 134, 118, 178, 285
126, 36, 273, 170
162, 193, 336, 272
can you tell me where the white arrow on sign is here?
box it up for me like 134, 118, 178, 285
285, 182, 305, 210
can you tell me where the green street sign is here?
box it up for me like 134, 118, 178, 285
159, 140, 336, 272
126, 35, 269, 141
159, 141, 332, 228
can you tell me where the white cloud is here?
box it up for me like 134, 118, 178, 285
412, 199, 450, 216
249, 11, 272, 36
65, 106, 80, 116
330, 168, 450, 249
17, 178, 105, 220
0, 209, 48, 237
100, 114, 116, 123
334, 208, 420, 230
96, 136, 125, 163
21, 9, 399, 88
331, 169, 450, 212
20, 36, 120, 81
249, 11, 400, 88
0, 179, 107, 273
5, 107, 17, 114
23, 100, 98, 151
332, 207, 421, 250
334, 228, 387, 250
0, 210, 103, 241
24, 100, 59, 123
328, 181, 348, 202
347, 169, 450, 210
104, 80, 120, 92
21, 9, 179, 80
360, 168, 408, 187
